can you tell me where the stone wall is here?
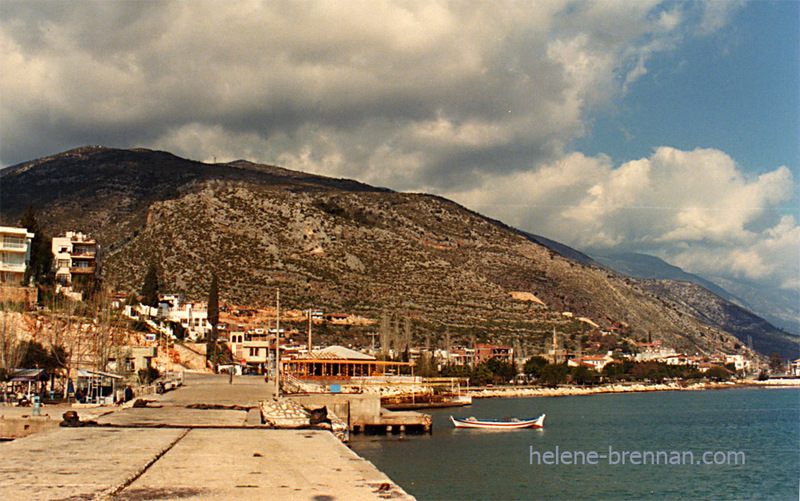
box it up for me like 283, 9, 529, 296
0, 286, 37, 310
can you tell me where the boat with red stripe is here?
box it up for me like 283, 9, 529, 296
450, 413, 545, 429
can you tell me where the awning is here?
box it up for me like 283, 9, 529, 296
9, 368, 49, 382
76, 369, 124, 379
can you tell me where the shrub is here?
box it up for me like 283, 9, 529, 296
138, 367, 161, 385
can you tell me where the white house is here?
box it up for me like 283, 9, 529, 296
164, 297, 212, 340
724, 354, 755, 373
568, 354, 614, 371
122, 294, 212, 341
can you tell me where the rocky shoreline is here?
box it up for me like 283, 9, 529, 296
465, 379, 800, 398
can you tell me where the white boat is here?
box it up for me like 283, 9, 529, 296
451, 394, 473, 405
450, 413, 545, 429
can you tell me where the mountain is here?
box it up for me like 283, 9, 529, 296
589, 252, 735, 302
589, 251, 800, 337
519, 244, 799, 360
701, 276, 800, 336
637, 280, 799, 360
0, 146, 771, 360
524, 234, 603, 269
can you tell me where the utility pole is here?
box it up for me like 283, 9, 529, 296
274, 289, 280, 399
307, 308, 313, 355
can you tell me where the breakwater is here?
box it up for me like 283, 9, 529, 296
465, 379, 800, 398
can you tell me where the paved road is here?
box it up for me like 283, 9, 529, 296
156, 372, 276, 407
0, 373, 413, 500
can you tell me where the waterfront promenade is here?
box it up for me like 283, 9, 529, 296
0, 374, 413, 500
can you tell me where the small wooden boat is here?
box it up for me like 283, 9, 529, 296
450, 413, 545, 429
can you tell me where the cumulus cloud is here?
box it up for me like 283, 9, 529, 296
2, 0, 699, 181
446, 147, 799, 289
3, 0, 794, 291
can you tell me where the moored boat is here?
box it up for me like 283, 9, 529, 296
450, 413, 545, 429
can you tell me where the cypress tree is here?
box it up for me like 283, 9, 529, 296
140, 263, 160, 307
18, 204, 52, 285
206, 274, 219, 368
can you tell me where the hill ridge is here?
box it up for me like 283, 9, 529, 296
2, 146, 793, 360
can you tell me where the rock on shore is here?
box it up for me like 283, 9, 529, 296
466, 381, 742, 398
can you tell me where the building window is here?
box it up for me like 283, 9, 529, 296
1, 252, 25, 265
2, 236, 26, 249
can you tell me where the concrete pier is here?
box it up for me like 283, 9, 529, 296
289, 392, 433, 433
0, 374, 413, 500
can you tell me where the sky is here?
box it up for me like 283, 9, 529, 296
1, 0, 798, 293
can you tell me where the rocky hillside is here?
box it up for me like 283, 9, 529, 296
528, 238, 799, 360
590, 251, 800, 335
0, 147, 764, 359
637, 280, 798, 360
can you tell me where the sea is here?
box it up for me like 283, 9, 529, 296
349, 387, 800, 500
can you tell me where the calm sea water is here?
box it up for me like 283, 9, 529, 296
349, 387, 799, 500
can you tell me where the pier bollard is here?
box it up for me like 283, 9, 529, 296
386, 425, 392, 433
399, 425, 405, 433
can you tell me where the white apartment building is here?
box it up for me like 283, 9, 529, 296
52, 231, 101, 284
122, 294, 212, 341
0, 226, 34, 285
159, 294, 212, 340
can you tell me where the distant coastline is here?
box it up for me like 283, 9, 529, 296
465, 379, 800, 399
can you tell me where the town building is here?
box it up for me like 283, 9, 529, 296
724, 354, 755, 373
158, 294, 213, 340
51, 231, 101, 284
445, 347, 476, 366
122, 294, 212, 341
0, 226, 34, 285
229, 328, 275, 371
568, 354, 614, 371
284, 345, 412, 380
475, 343, 514, 364
106, 346, 158, 375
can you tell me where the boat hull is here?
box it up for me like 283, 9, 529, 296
450, 413, 545, 429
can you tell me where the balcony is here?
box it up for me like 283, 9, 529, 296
0, 263, 26, 273
70, 266, 96, 275
70, 253, 96, 260
0, 241, 27, 251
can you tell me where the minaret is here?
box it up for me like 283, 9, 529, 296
552, 327, 559, 364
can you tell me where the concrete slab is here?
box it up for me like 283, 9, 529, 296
156, 373, 273, 407
96, 406, 250, 427
0, 427, 186, 501
0, 374, 413, 500
115, 429, 412, 500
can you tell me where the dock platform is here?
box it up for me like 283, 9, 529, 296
0, 374, 414, 500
